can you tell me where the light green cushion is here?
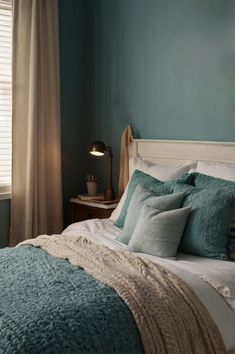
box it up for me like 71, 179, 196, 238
116, 185, 185, 244
128, 204, 191, 258
114, 170, 173, 228
173, 182, 235, 260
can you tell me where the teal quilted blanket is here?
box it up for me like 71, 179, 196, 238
0, 245, 144, 354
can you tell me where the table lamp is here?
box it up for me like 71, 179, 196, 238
89, 140, 115, 201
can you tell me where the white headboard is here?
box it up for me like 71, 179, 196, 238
129, 139, 235, 165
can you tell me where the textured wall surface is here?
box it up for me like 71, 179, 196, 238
59, 0, 89, 227
0, 200, 10, 248
84, 0, 235, 190
89, 0, 235, 139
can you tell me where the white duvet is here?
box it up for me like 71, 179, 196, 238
63, 218, 235, 352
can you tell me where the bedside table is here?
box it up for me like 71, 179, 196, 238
70, 198, 119, 223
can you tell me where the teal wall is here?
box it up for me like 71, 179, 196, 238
59, 0, 89, 227
85, 0, 235, 189
89, 0, 235, 140
0, 200, 10, 248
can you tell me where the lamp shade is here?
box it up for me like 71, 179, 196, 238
89, 141, 106, 156
88, 140, 115, 200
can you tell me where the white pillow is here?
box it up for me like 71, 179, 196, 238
129, 157, 196, 181
109, 183, 129, 221
110, 158, 196, 221
196, 161, 235, 182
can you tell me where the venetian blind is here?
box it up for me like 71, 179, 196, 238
0, 0, 12, 194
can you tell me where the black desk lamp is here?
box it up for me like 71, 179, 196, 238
89, 141, 115, 201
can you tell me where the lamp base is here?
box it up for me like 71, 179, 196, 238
104, 187, 115, 201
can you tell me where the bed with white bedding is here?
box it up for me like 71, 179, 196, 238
0, 138, 235, 353
63, 218, 235, 353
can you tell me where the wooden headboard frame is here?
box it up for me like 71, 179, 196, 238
129, 139, 235, 165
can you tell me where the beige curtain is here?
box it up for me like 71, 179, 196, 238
118, 125, 133, 197
10, 0, 63, 246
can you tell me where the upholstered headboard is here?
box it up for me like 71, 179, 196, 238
129, 139, 235, 165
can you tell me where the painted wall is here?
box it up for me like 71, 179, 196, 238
87, 0, 235, 189
59, 0, 90, 227
0, 200, 10, 248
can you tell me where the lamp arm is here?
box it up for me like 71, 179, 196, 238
109, 150, 113, 190
104, 147, 115, 200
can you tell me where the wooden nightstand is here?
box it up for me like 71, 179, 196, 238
70, 198, 119, 223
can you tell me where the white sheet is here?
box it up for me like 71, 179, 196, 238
63, 219, 235, 352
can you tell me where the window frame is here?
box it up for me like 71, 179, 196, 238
0, 0, 12, 200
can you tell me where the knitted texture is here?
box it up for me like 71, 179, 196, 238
0, 245, 143, 353
22, 234, 226, 354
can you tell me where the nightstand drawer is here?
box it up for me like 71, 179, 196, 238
72, 204, 114, 222
70, 198, 118, 223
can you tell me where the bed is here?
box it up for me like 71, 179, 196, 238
1, 138, 235, 354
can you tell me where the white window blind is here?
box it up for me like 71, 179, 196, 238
0, 0, 12, 196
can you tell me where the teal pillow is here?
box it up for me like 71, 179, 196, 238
116, 185, 185, 244
176, 172, 194, 185
228, 234, 235, 260
114, 170, 173, 228
173, 182, 235, 260
191, 172, 235, 190
128, 204, 191, 258
178, 171, 235, 195
179, 172, 235, 259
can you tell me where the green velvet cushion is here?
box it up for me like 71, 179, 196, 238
128, 204, 191, 258
114, 170, 173, 228
189, 172, 235, 190
116, 185, 185, 244
178, 172, 235, 192
173, 182, 235, 260
178, 172, 235, 260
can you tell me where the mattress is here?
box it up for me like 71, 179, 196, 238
63, 218, 235, 353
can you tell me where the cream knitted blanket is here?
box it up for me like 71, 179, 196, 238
21, 234, 226, 354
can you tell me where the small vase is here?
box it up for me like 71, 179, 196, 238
86, 181, 98, 196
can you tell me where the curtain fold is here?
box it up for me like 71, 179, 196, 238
118, 125, 133, 197
10, 0, 63, 246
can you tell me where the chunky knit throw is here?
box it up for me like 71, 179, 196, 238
22, 234, 226, 354
0, 244, 143, 353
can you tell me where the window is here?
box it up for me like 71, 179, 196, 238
0, 0, 12, 199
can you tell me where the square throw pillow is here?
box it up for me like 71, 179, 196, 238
173, 182, 235, 260
114, 170, 173, 228
128, 204, 191, 258
116, 185, 185, 244
196, 160, 235, 182
129, 157, 197, 181
191, 172, 235, 190
109, 182, 129, 221
179, 172, 235, 259
228, 236, 235, 261
110, 159, 195, 222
